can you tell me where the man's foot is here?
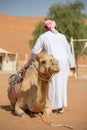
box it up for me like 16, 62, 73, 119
57, 108, 64, 114
52, 109, 57, 113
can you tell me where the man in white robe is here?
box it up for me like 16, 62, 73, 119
30, 20, 76, 113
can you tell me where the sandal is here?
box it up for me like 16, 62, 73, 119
57, 108, 64, 113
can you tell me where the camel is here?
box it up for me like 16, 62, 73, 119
8, 54, 73, 129
8, 54, 60, 118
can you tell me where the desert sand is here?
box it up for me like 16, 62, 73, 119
0, 73, 87, 130
0, 14, 44, 60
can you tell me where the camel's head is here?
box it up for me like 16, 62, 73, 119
36, 54, 60, 78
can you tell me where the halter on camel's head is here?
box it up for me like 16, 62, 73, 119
33, 54, 60, 81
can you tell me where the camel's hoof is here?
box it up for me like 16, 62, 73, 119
20, 113, 26, 118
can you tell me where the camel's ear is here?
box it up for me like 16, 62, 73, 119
35, 52, 46, 62
35, 54, 42, 62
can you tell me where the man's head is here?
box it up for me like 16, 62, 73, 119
44, 20, 58, 33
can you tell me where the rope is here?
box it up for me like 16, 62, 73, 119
38, 75, 52, 82
38, 113, 73, 129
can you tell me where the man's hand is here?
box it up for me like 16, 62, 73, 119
70, 67, 76, 73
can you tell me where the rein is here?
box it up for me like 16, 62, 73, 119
38, 74, 53, 82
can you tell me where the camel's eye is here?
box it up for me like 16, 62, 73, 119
41, 60, 46, 64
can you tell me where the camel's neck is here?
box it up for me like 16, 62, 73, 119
37, 75, 51, 102
25, 66, 51, 102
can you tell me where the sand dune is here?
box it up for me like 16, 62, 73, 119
0, 14, 44, 60
0, 14, 87, 64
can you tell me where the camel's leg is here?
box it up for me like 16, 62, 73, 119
42, 99, 52, 124
15, 101, 25, 117
10, 103, 15, 111
43, 108, 52, 123
8, 94, 16, 111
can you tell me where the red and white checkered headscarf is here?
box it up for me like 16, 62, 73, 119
44, 20, 58, 34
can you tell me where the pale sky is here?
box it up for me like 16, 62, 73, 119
0, 0, 87, 16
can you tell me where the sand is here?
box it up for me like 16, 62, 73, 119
0, 73, 87, 130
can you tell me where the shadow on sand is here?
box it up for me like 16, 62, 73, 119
0, 105, 41, 118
